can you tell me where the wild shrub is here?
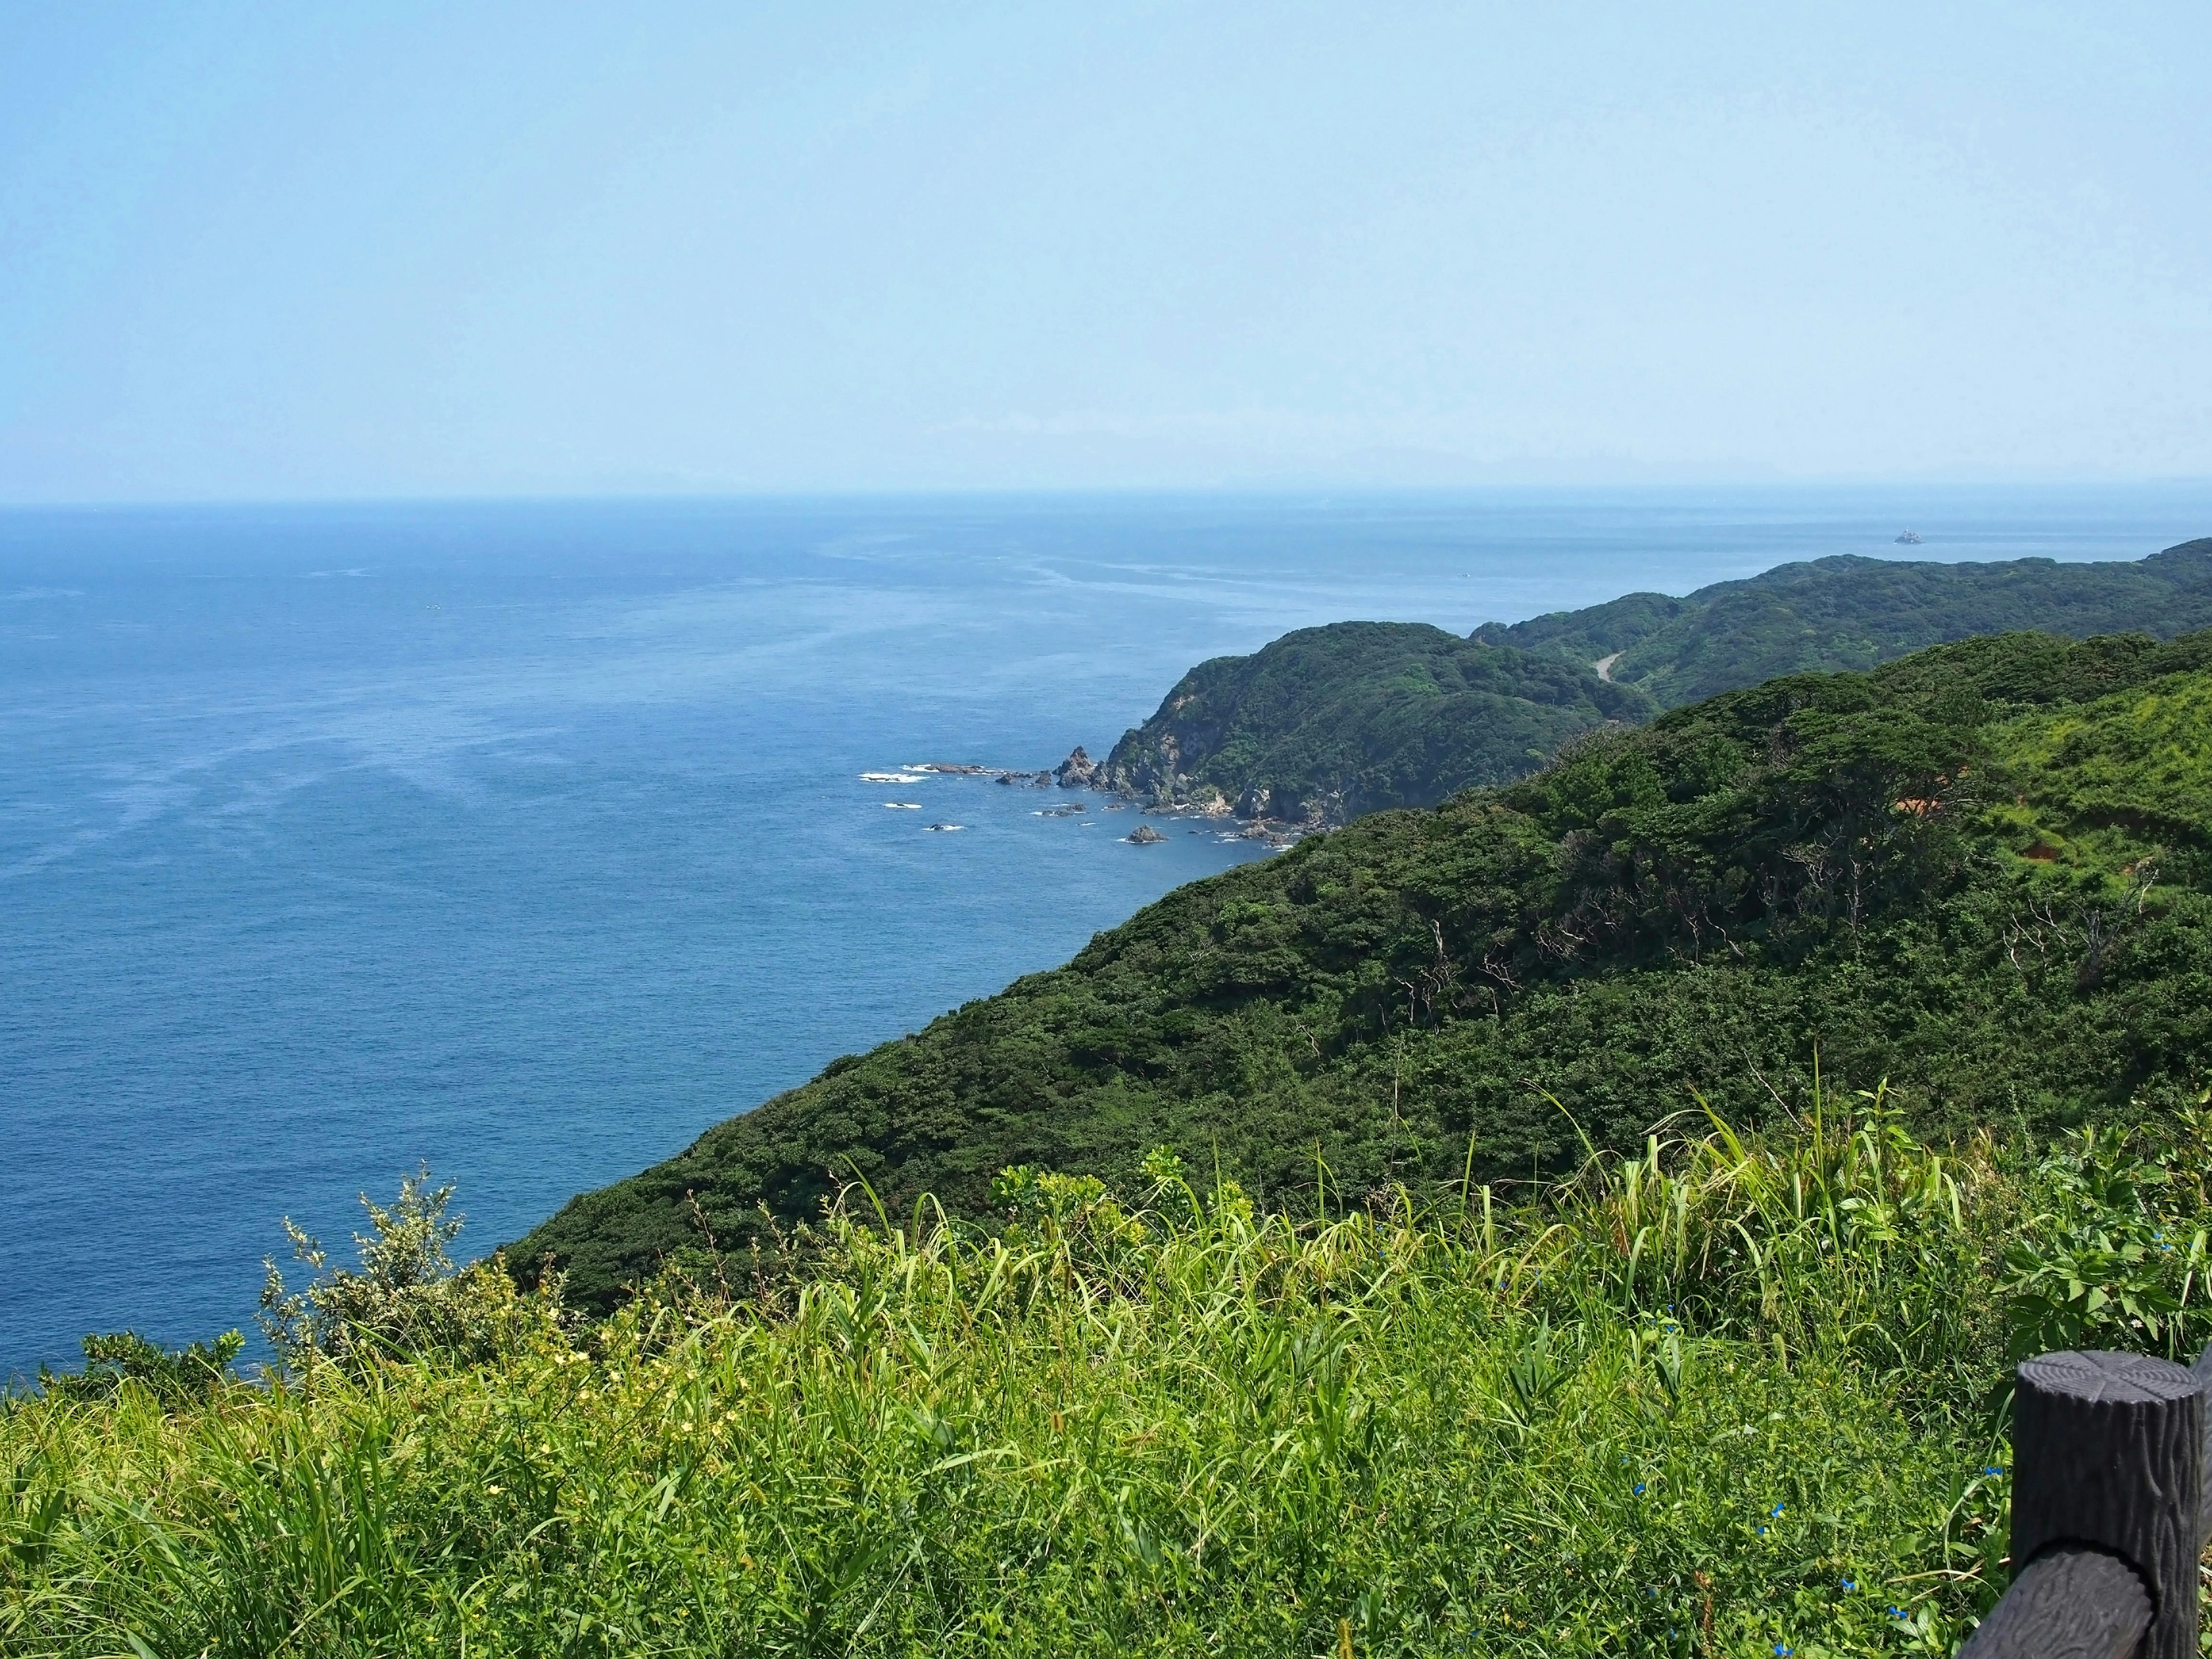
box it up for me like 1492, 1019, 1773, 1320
259, 1166, 567, 1374
36, 1330, 244, 1410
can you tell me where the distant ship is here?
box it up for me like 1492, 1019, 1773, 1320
1895, 529, 1923, 545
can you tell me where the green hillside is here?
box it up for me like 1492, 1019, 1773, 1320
518, 628, 2212, 1312
1477, 535, 2212, 708
1089, 536, 2212, 828
1094, 621, 1649, 824
24, 1099, 2212, 1654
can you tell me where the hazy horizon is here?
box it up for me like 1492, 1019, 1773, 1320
8, 481, 2212, 515
4, 3, 2208, 502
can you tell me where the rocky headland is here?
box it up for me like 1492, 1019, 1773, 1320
1036, 535, 2212, 841
1040, 621, 1643, 836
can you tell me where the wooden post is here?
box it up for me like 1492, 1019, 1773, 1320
1961, 1544, 2152, 1659
1987, 1350, 2205, 1659
2196, 1342, 2212, 1529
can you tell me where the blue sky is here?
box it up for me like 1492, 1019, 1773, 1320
2, 2, 2207, 499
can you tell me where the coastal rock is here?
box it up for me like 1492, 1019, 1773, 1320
1125, 823, 1165, 844
1055, 747, 1101, 788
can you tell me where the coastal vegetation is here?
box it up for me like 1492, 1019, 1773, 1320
1088, 536, 2212, 828
520, 626, 2212, 1312
1095, 620, 1649, 824
1476, 536, 2212, 709
9, 1098, 2212, 1655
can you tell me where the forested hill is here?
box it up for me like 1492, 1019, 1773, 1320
1476, 535, 2212, 709
1094, 621, 1650, 824
1087, 535, 2212, 827
518, 628, 2212, 1311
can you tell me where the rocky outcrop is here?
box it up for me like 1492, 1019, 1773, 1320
1124, 823, 1165, 844
1231, 783, 1342, 828
1054, 747, 1101, 788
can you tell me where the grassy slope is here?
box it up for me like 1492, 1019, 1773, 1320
518, 630, 2212, 1312
1097, 620, 1651, 821
1477, 537, 2212, 708
19, 1107, 2212, 1656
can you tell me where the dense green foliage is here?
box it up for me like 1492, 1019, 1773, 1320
521, 628, 2212, 1312
1094, 536, 2212, 827
1097, 620, 1649, 823
261, 1170, 565, 1374
12, 1108, 2212, 1655
1476, 536, 2212, 708
35, 1331, 244, 1411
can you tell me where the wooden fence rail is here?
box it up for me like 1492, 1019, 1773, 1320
1960, 1346, 2212, 1659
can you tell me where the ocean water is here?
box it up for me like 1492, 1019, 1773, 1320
6, 485, 2211, 1374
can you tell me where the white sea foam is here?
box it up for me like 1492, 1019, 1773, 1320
883, 801, 922, 809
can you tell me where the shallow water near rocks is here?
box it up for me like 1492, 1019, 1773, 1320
5, 485, 2209, 1373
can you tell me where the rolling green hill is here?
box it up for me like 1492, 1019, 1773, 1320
1088, 535, 2212, 828
1476, 535, 2212, 708
1094, 620, 1651, 824
517, 628, 2212, 1311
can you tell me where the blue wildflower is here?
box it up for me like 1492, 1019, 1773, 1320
1756, 1525, 1767, 1535
1634, 1483, 1646, 1495
1775, 1645, 1793, 1656
1771, 1503, 1785, 1517
1840, 1578, 1856, 1590
1983, 1465, 2005, 1476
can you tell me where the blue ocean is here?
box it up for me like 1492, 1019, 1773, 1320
7, 487, 2211, 1374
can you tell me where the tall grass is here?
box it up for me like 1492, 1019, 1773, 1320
5, 1096, 2208, 1657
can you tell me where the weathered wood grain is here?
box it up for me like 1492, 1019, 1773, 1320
1960, 1544, 2151, 1659
1990, 1350, 2203, 1659
2193, 1340, 2212, 1531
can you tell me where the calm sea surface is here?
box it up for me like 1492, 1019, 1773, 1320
6, 486, 2211, 1373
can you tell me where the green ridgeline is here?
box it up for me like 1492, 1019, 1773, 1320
1088, 535, 2212, 828
1095, 619, 1653, 823
516, 628, 2212, 1313
1476, 535, 2212, 709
